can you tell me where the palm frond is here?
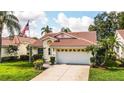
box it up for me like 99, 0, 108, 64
5, 14, 19, 22
0, 11, 7, 16
5, 16, 20, 35
6, 25, 14, 36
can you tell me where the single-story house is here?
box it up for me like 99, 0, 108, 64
1, 36, 42, 57
36, 31, 96, 65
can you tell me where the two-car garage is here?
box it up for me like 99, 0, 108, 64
56, 49, 92, 65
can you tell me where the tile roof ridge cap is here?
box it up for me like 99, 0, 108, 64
13, 35, 20, 44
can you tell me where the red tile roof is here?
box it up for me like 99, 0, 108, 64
117, 30, 124, 39
2, 38, 17, 46
2, 36, 41, 48
67, 31, 96, 43
51, 38, 94, 47
31, 39, 43, 48
13, 36, 36, 44
41, 31, 96, 47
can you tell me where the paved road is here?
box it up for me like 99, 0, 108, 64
31, 64, 90, 81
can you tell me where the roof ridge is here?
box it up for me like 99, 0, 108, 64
13, 35, 20, 44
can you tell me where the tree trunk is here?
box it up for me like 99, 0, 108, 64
0, 27, 2, 63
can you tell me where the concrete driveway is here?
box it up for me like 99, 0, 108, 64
31, 64, 90, 81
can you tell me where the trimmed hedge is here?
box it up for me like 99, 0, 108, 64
2, 56, 18, 61
1, 54, 43, 62
33, 54, 42, 60
20, 55, 29, 60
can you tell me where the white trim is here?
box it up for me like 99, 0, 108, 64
42, 36, 57, 41
51, 46, 87, 48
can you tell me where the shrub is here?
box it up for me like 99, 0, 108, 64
50, 57, 55, 65
2, 56, 18, 61
90, 57, 95, 63
33, 54, 42, 60
90, 57, 96, 67
33, 59, 44, 70
104, 60, 120, 67
118, 58, 124, 67
20, 55, 29, 60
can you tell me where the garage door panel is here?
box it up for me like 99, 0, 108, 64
56, 52, 91, 64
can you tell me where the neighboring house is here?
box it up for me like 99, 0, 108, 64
37, 31, 96, 65
1, 36, 42, 57
116, 30, 124, 58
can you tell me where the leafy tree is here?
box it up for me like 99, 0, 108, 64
88, 25, 96, 31
41, 25, 52, 35
89, 12, 118, 40
87, 11, 124, 67
60, 27, 71, 33
86, 36, 122, 67
0, 11, 20, 62
117, 12, 124, 29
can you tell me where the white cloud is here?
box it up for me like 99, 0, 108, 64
2, 11, 48, 37
55, 12, 94, 31
52, 26, 60, 33
14, 11, 48, 23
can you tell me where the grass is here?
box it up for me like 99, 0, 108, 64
0, 61, 42, 81
89, 67, 124, 81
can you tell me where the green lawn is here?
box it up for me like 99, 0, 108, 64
0, 61, 42, 81
89, 67, 124, 81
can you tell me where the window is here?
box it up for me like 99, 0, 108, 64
65, 49, 68, 52
48, 48, 51, 55
77, 49, 80, 52
47, 40, 52, 45
69, 49, 72, 52
57, 49, 60, 52
38, 48, 43, 54
73, 49, 76, 52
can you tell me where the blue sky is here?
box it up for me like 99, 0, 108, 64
3, 11, 103, 38
45, 11, 102, 29
46, 11, 101, 19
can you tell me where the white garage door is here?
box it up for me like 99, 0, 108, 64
56, 52, 91, 64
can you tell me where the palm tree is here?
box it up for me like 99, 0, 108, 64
86, 35, 122, 67
41, 25, 52, 35
61, 27, 71, 33
0, 11, 20, 62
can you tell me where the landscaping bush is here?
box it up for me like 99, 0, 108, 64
33, 59, 44, 70
2, 56, 18, 61
90, 57, 96, 67
20, 55, 29, 60
105, 61, 119, 67
50, 57, 55, 65
33, 54, 42, 60
117, 58, 124, 67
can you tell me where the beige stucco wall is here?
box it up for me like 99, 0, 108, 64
1, 47, 10, 57
1, 43, 39, 58
17, 44, 38, 56
116, 32, 124, 58
32, 48, 38, 55
43, 38, 55, 61
17, 43, 28, 56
